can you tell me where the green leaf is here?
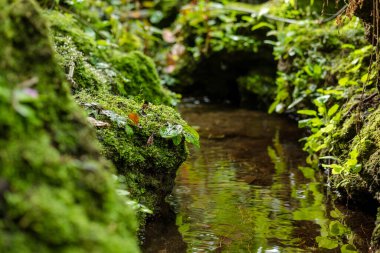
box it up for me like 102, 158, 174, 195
14, 104, 35, 119
303, 65, 314, 77
318, 105, 326, 116
297, 109, 317, 116
298, 119, 312, 128
341, 244, 358, 253
329, 220, 347, 236
321, 124, 334, 133
323, 163, 345, 174
328, 104, 340, 117
251, 22, 275, 31
97, 40, 109, 46
349, 149, 359, 160
314, 95, 330, 105
341, 44, 355, 49
316, 236, 339, 249
361, 73, 369, 83
287, 96, 305, 109
313, 65, 322, 76
351, 164, 362, 173
310, 117, 324, 127
268, 101, 277, 114
330, 164, 344, 174
183, 125, 200, 148
330, 209, 342, 219
172, 135, 182, 146
159, 124, 183, 139
125, 125, 134, 136
178, 223, 190, 234
338, 77, 349, 86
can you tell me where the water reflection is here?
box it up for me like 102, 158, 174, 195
143, 104, 374, 253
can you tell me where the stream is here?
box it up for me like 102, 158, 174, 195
143, 102, 375, 253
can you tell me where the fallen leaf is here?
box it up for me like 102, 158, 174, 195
87, 117, 110, 127
139, 102, 149, 116
146, 134, 154, 146
128, 113, 139, 125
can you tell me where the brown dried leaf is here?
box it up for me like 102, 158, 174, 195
128, 113, 139, 125
87, 117, 110, 127
146, 134, 154, 146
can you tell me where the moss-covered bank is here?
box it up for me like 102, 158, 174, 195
39, 1, 197, 228
265, 16, 380, 250
0, 0, 139, 252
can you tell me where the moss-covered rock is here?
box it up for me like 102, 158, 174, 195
44, 10, 178, 106
41, 2, 194, 227
109, 51, 177, 105
76, 91, 189, 220
0, 0, 139, 252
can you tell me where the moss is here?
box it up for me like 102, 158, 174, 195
75, 91, 188, 219
0, 1, 139, 252
110, 51, 177, 105
372, 209, 380, 250
343, 106, 380, 198
44, 11, 98, 56
41, 1, 191, 230
53, 36, 109, 92
44, 10, 178, 106
330, 103, 380, 245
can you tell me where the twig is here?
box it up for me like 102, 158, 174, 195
343, 92, 378, 118
223, 4, 348, 25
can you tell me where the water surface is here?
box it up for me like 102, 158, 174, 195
143, 104, 374, 253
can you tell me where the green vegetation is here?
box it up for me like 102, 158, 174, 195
76, 91, 196, 219
0, 0, 200, 251
154, 0, 380, 250
1, 0, 380, 251
42, 0, 199, 227
0, 0, 138, 252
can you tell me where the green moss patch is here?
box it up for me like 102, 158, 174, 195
0, 1, 139, 252
76, 91, 189, 218
44, 10, 177, 106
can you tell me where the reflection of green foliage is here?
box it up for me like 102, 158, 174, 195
267, 131, 286, 174
173, 129, 360, 252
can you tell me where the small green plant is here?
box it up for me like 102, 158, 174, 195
315, 207, 358, 252
159, 123, 200, 148
297, 95, 341, 165
322, 148, 362, 176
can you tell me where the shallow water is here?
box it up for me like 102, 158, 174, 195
142, 104, 374, 253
